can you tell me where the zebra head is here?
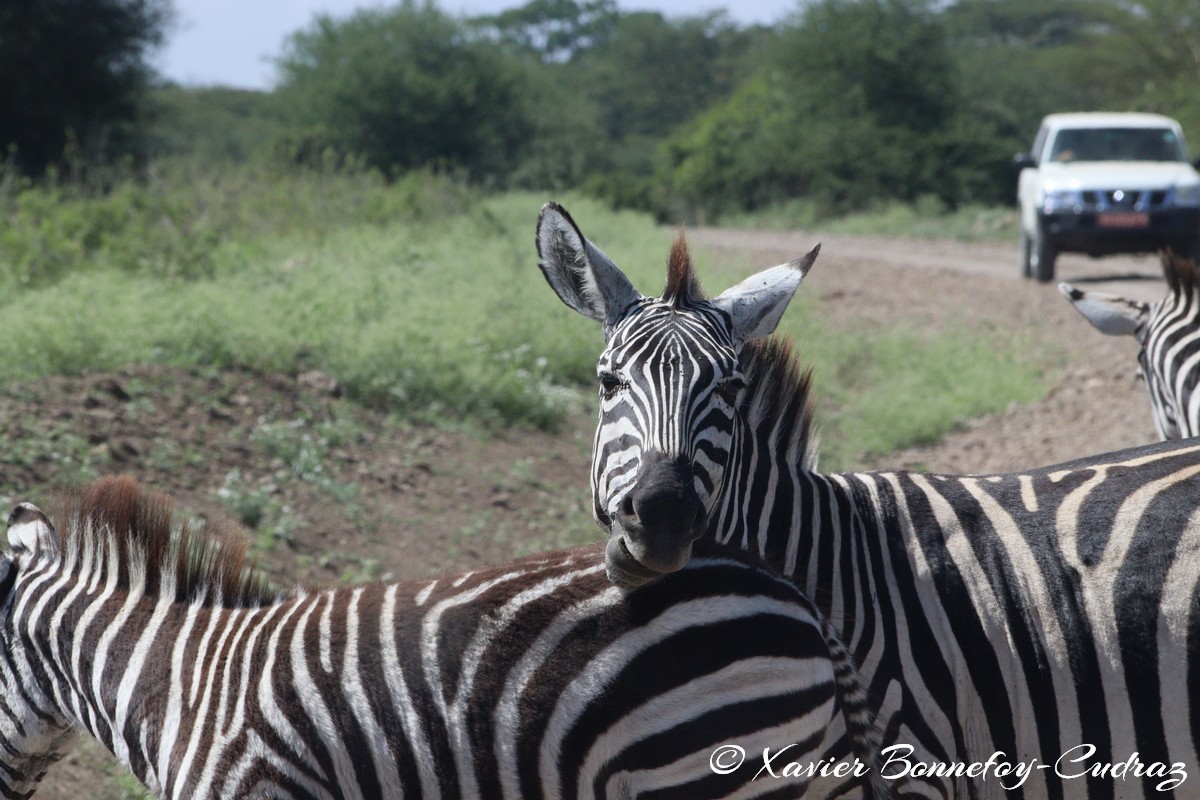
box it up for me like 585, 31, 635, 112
537, 202, 818, 587
0, 503, 76, 796
1060, 252, 1200, 440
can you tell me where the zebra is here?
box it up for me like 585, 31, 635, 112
536, 201, 1200, 799
1060, 250, 1200, 439
0, 475, 886, 799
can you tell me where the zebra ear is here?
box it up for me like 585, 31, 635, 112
1059, 283, 1150, 338
537, 202, 643, 332
6, 503, 57, 561
712, 244, 819, 347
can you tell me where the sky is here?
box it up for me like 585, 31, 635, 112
154, 0, 797, 91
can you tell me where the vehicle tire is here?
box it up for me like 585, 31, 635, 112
1032, 223, 1056, 282
1019, 229, 1033, 278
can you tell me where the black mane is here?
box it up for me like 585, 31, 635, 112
740, 336, 818, 471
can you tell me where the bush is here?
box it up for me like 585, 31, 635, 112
275, 3, 534, 181
0, 161, 477, 290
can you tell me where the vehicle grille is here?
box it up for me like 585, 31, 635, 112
1080, 189, 1168, 210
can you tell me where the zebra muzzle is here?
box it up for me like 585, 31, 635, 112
606, 450, 704, 584
604, 536, 677, 589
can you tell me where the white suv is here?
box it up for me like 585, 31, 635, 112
1015, 112, 1200, 281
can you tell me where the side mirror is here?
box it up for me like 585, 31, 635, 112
1014, 153, 1037, 171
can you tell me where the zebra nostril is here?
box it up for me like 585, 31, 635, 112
620, 494, 637, 522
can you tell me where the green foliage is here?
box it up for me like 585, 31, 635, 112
803, 323, 1049, 468
659, 0, 1198, 218
0, 174, 220, 285
662, 76, 790, 218
479, 0, 619, 62
1097, 0, 1200, 147
0, 0, 171, 175
665, 0, 968, 217
0, 181, 644, 429
721, 196, 1018, 241
575, 11, 761, 143
0, 164, 1049, 458
11, 0, 1200, 218
0, 161, 474, 288
146, 86, 291, 164
275, 2, 534, 181
563, 10, 768, 206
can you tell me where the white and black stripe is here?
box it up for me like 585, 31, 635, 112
537, 203, 1200, 799
0, 476, 880, 799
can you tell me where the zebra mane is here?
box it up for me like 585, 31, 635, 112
740, 336, 819, 472
47, 475, 277, 607
1162, 250, 1200, 298
662, 231, 705, 308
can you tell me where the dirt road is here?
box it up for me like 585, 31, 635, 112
691, 227, 1168, 302
690, 227, 1165, 472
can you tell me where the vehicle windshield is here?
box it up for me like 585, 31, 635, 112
1047, 127, 1187, 163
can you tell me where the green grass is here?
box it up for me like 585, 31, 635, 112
0, 190, 646, 429
0, 168, 1048, 454
797, 322, 1049, 469
720, 195, 1019, 242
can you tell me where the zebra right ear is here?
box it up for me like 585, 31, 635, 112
537, 202, 643, 333
6, 503, 57, 562
1059, 284, 1150, 338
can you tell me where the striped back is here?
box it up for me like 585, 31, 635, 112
0, 477, 881, 799
1062, 251, 1200, 439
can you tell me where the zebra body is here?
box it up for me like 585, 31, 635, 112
536, 202, 1200, 799
0, 476, 879, 799
718, 438, 1200, 800
1061, 251, 1200, 439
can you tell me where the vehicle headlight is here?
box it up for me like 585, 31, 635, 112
1042, 189, 1079, 213
1173, 183, 1200, 206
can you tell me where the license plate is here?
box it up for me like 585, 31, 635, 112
1097, 212, 1150, 228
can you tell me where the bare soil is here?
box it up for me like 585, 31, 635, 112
16, 231, 1166, 799
688, 228, 1162, 472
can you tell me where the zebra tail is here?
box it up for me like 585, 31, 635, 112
824, 623, 893, 800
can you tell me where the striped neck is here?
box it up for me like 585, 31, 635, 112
0, 476, 279, 796
708, 337, 862, 608
1144, 255, 1200, 439
10, 552, 280, 797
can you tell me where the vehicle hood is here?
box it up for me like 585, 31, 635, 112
1039, 161, 1200, 191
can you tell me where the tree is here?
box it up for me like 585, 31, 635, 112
1100, 0, 1200, 141
478, 0, 619, 62
664, 0, 964, 214
276, 2, 535, 180
145, 86, 290, 164
574, 11, 761, 143
0, 0, 172, 175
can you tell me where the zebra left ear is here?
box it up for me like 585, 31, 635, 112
712, 244, 819, 347
1059, 283, 1150, 338
6, 503, 57, 562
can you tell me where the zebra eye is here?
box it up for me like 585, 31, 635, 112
598, 372, 623, 399
717, 377, 745, 405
